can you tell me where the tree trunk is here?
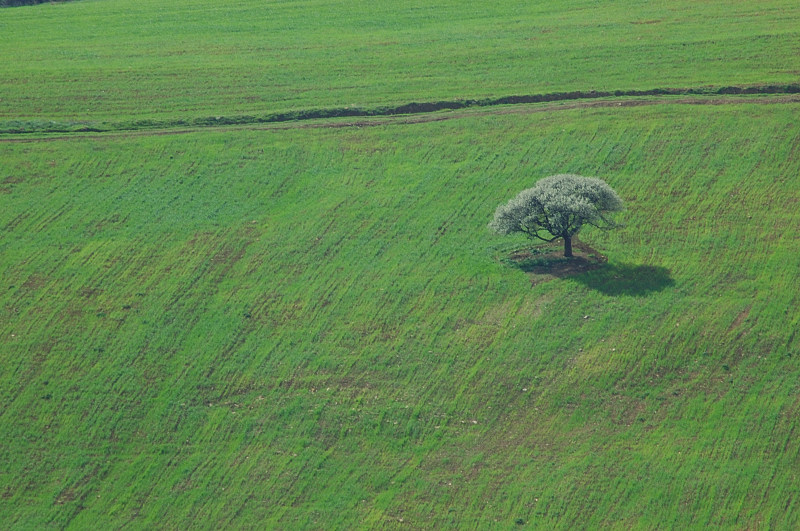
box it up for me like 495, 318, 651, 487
563, 235, 573, 257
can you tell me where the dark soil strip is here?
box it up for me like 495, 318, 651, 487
2, 84, 799, 140
215, 83, 800, 128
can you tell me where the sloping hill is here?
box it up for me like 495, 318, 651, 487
2, 0, 799, 126
2, 0, 800, 528
3, 102, 799, 527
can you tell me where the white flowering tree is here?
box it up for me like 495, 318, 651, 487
489, 174, 624, 257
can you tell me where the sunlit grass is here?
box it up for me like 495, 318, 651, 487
2, 102, 799, 527
1, 0, 799, 124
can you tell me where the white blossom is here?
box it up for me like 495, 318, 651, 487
489, 174, 624, 256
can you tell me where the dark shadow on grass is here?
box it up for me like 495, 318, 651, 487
572, 263, 674, 296
498, 242, 673, 294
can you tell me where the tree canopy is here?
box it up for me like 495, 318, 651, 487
489, 174, 624, 257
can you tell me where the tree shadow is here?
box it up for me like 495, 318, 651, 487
497, 242, 673, 295
572, 263, 674, 296
500, 240, 607, 276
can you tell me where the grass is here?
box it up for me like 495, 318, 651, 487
2, 0, 800, 126
2, 101, 799, 527
3, 0, 800, 527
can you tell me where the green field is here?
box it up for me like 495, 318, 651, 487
2, 0, 800, 127
2, 0, 800, 528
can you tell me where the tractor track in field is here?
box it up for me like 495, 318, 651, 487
2, 85, 800, 143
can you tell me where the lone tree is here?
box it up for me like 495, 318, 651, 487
489, 174, 624, 257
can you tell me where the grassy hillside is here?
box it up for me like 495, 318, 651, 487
3, 0, 800, 527
1, 0, 799, 126
2, 101, 799, 528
